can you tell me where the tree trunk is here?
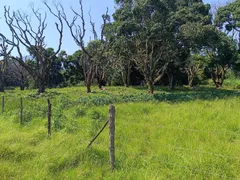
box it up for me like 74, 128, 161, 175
121, 71, 127, 87
211, 66, 226, 89
97, 76, 102, 90
87, 83, 91, 93
20, 84, 25, 91
122, 61, 131, 87
0, 72, 5, 92
38, 80, 45, 94
186, 69, 194, 88
147, 79, 154, 94
126, 60, 131, 87
0, 83, 4, 92
188, 73, 194, 88
216, 82, 222, 89
20, 74, 25, 91
167, 72, 175, 90
189, 78, 194, 88
85, 74, 92, 93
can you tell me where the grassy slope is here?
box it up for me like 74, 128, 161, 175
0, 86, 239, 179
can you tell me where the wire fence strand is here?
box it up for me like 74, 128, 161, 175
116, 137, 240, 160
115, 149, 238, 180
119, 122, 240, 136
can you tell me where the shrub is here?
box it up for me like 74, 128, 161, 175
53, 109, 67, 131
65, 120, 79, 133
22, 109, 33, 124
75, 107, 86, 118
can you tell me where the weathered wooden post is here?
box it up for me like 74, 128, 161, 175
109, 104, 115, 170
47, 99, 52, 136
2, 96, 4, 114
20, 97, 23, 125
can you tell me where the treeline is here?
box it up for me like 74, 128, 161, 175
0, 0, 240, 94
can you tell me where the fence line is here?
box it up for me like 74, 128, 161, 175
20, 97, 23, 125
89, 141, 240, 161
156, 160, 237, 180
116, 137, 240, 160
0, 99, 239, 177
2, 96, 4, 114
85, 143, 238, 179
115, 149, 237, 180
121, 122, 240, 136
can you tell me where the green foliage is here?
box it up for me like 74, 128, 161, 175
215, 0, 240, 37
65, 119, 79, 134
74, 107, 86, 118
22, 109, 33, 124
53, 109, 67, 131
58, 96, 76, 109
62, 50, 84, 86
109, 0, 215, 92
89, 109, 107, 137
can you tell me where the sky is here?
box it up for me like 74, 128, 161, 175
0, 0, 228, 56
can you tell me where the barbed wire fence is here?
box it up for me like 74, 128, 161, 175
0, 96, 239, 179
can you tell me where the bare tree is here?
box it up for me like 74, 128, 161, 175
60, 0, 111, 93
0, 34, 14, 92
0, 60, 6, 92
1, 2, 63, 94
5, 59, 30, 90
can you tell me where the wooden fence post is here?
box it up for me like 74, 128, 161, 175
2, 96, 4, 114
47, 99, 52, 136
20, 97, 23, 125
109, 104, 115, 170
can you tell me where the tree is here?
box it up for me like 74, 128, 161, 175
1, 2, 63, 94
113, 0, 173, 94
4, 59, 30, 90
167, 0, 212, 89
206, 31, 238, 88
61, 0, 111, 93
0, 34, 14, 92
185, 54, 207, 87
215, 0, 240, 44
109, 0, 136, 87
111, 0, 213, 92
46, 48, 64, 88
62, 50, 84, 86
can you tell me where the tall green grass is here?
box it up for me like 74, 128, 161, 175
0, 86, 239, 179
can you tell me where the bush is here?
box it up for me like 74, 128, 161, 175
59, 96, 75, 109
75, 107, 86, 118
65, 120, 79, 133
53, 109, 67, 131
23, 109, 33, 124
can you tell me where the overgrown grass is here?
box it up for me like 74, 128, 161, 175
0, 86, 239, 179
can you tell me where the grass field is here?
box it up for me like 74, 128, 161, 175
0, 86, 239, 179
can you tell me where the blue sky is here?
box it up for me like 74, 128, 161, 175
0, 0, 227, 56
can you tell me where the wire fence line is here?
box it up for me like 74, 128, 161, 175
116, 137, 240, 160
0, 97, 239, 178
114, 148, 238, 180
89, 142, 238, 179
120, 122, 240, 136
155, 160, 237, 180
89, 132, 239, 179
